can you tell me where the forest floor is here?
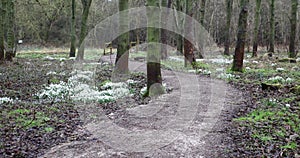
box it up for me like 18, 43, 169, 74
0, 49, 300, 157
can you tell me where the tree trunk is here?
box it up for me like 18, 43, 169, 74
70, 0, 76, 57
0, 0, 5, 61
224, 0, 233, 56
76, 0, 92, 61
252, 0, 262, 57
176, 0, 184, 55
5, 0, 15, 61
199, 0, 206, 25
232, 0, 249, 72
160, 0, 169, 60
289, 0, 298, 58
184, 0, 196, 67
115, 0, 129, 76
268, 0, 275, 53
146, 0, 164, 97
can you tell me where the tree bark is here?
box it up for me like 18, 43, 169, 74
176, 0, 184, 55
76, 0, 92, 61
160, 0, 170, 60
70, 0, 76, 57
289, 0, 298, 58
5, 0, 15, 61
184, 0, 196, 67
146, 0, 164, 96
199, 0, 206, 26
252, 0, 262, 57
232, 0, 249, 72
0, 0, 5, 61
115, 0, 129, 75
224, 0, 233, 56
268, 0, 275, 53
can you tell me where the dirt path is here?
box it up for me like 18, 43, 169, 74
42, 55, 244, 157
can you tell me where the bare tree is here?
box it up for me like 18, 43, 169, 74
5, 0, 15, 61
224, 0, 233, 56
289, 0, 298, 58
146, 0, 164, 96
70, 0, 76, 57
115, 0, 129, 75
232, 0, 249, 72
0, 0, 5, 61
268, 0, 275, 53
252, 0, 262, 57
77, 0, 92, 60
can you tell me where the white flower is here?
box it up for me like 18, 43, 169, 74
268, 76, 285, 83
253, 61, 259, 64
285, 77, 294, 83
140, 86, 147, 95
285, 104, 291, 108
276, 68, 285, 72
245, 67, 251, 70
44, 56, 55, 61
188, 70, 196, 73
168, 56, 184, 62
203, 70, 211, 75
126, 79, 139, 85
217, 73, 235, 79
0, 97, 14, 104
271, 63, 277, 67
46, 71, 57, 75
216, 68, 224, 72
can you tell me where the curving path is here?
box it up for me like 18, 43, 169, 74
41, 55, 244, 158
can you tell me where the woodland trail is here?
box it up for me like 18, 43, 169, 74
42, 55, 244, 158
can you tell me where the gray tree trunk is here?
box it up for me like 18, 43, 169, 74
115, 0, 129, 76
289, 0, 298, 58
224, 0, 233, 56
76, 0, 92, 61
252, 0, 262, 57
6, 0, 15, 61
268, 0, 275, 53
146, 0, 164, 97
0, 0, 5, 61
70, 0, 76, 57
232, 0, 249, 72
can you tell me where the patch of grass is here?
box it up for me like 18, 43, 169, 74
281, 142, 298, 149
44, 127, 54, 133
235, 110, 276, 122
8, 109, 50, 129
252, 134, 274, 142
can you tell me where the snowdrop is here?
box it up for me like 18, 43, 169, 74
276, 68, 285, 72
271, 63, 277, 67
202, 70, 211, 75
268, 76, 285, 83
46, 71, 57, 75
36, 81, 71, 102
217, 73, 236, 79
0, 97, 14, 104
245, 67, 251, 70
126, 79, 139, 85
252, 61, 259, 64
216, 68, 224, 72
140, 86, 147, 95
188, 70, 196, 73
285, 104, 291, 108
285, 77, 294, 83
168, 56, 184, 62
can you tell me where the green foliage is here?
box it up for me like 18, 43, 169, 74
8, 109, 50, 129
281, 142, 298, 149
44, 127, 54, 133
